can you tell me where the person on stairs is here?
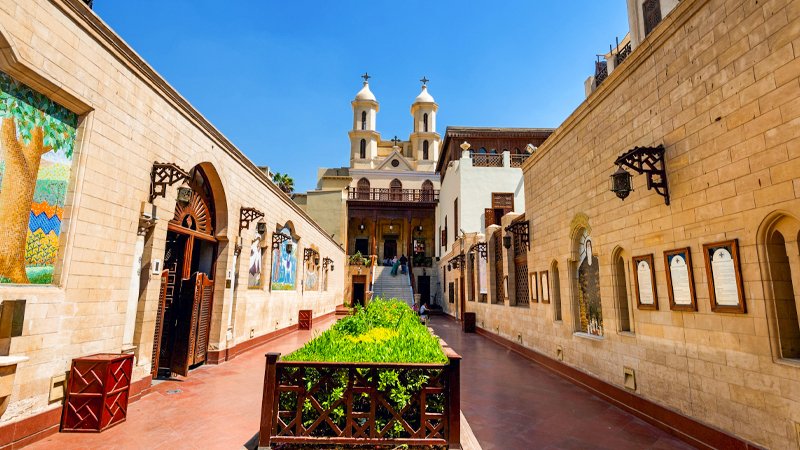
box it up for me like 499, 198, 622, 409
390, 255, 399, 276
399, 254, 408, 275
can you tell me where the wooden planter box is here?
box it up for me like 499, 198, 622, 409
258, 346, 461, 449
298, 309, 312, 330
61, 353, 133, 433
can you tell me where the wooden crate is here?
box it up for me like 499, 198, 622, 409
61, 353, 133, 432
298, 309, 313, 330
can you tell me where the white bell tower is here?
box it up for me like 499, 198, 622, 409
348, 73, 381, 168
409, 77, 440, 169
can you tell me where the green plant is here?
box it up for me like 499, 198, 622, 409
348, 251, 370, 266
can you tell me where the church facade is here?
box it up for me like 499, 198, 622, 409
296, 78, 440, 306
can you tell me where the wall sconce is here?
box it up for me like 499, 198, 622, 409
176, 185, 193, 204
389, 222, 394, 232
359, 222, 366, 232
503, 235, 512, 249
447, 263, 451, 271
611, 145, 669, 205
314, 256, 320, 266
416, 225, 423, 233
286, 242, 294, 253
256, 220, 267, 235
610, 166, 633, 200
149, 162, 189, 203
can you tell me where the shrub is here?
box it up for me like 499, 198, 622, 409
283, 298, 446, 364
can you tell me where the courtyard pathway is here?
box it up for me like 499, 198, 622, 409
26, 316, 337, 450
429, 316, 694, 450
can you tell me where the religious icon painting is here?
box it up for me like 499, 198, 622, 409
703, 239, 746, 313
575, 230, 603, 336
663, 247, 697, 311
632, 254, 658, 310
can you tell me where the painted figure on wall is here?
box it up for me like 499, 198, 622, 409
271, 226, 297, 290
304, 258, 319, 291
576, 230, 603, 336
0, 71, 77, 284
248, 238, 262, 288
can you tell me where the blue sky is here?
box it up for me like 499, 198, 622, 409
95, 1, 629, 192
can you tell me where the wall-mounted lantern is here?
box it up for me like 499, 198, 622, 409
272, 231, 290, 250
610, 166, 633, 200
256, 220, 267, 235
323, 257, 334, 271
416, 225, 423, 233
359, 222, 366, 232
176, 184, 193, 204
504, 220, 530, 251
286, 243, 294, 254
611, 145, 670, 205
149, 162, 189, 203
304, 248, 319, 263
314, 256, 320, 266
503, 235, 512, 249
239, 207, 265, 234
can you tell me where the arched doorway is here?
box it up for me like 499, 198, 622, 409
152, 166, 219, 378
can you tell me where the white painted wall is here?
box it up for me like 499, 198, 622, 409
435, 150, 525, 257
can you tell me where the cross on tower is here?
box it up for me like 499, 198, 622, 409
391, 136, 401, 146
361, 72, 371, 82
420, 76, 429, 86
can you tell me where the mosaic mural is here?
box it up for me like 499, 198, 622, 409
271, 226, 297, 290
0, 71, 77, 284
248, 238, 262, 289
576, 229, 603, 336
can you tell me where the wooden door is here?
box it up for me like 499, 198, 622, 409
193, 273, 214, 366
384, 240, 397, 259
170, 272, 207, 376
151, 269, 170, 378
352, 275, 367, 307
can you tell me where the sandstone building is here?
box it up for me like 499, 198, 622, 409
0, 0, 344, 445
461, 0, 800, 447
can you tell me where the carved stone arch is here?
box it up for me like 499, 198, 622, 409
610, 245, 633, 333
756, 210, 800, 361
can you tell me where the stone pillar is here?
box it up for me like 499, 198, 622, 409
122, 233, 145, 353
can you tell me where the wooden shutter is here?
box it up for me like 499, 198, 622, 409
193, 273, 214, 365
170, 273, 202, 376
485, 209, 496, 227
151, 269, 170, 378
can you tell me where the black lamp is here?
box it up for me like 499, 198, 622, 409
503, 235, 512, 249
256, 220, 267, 235
314, 256, 320, 266
176, 185, 192, 204
610, 166, 633, 200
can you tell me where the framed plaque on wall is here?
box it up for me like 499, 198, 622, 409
632, 254, 658, 310
703, 239, 746, 313
540, 270, 550, 304
664, 247, 697, 311
529, 272, 538, 303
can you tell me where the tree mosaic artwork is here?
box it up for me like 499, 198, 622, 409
271, 226, 297, 290
0, 71, 77, 284
576, 230, 603, 336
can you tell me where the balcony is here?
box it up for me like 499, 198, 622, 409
348, 187, 439, 202
469, 151, 530, 168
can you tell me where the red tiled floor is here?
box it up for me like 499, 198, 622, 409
25, 317, 335, 450
429, 317, 694, 450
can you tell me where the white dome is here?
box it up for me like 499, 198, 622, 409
355, 82, 376, 102
414, 85, 435, 104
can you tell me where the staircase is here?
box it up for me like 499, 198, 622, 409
371, 266, 414, 306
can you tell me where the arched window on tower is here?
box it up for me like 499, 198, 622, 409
361, 111, 367, 130
359, 139, 366, 159
423, 113, 429, 132
390, 179, 402, 201
356, 177, 370, 200
423, 141, 429, 160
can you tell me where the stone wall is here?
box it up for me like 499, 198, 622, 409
0, 0, 344, 426
468, 0, 800, 447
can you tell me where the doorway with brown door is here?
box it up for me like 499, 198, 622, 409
352, 275, 367, 307
152, 167, 219, 378
383, 238, 397, 260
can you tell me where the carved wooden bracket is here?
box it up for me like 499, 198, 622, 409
614, 145, 670, 205
149, 162, 189, 203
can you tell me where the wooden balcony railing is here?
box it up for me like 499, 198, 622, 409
259, 348, 462, 448
470, 152, 503, 167
510, 154, 530, 167
348, 188, 439, 202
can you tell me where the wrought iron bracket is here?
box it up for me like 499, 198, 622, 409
468, 242, 488, 261
614, 145, 670, 205
272, 232, 290, 250
322, 257, 334, 270
304, 248, 319, 262
149, 162, 189, 203
239, 207, 265, 234
504, 220, 530, 251
448, 253, 466, 271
